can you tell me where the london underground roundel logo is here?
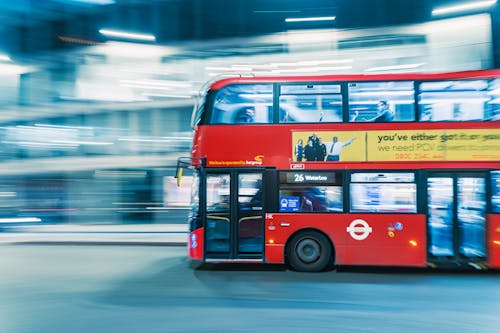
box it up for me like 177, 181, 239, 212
346, 219, 373, 240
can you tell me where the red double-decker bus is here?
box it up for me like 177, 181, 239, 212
181, 69, 500, 272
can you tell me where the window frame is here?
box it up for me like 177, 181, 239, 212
278, 82, 344, 124
347, 80, 416, 123
208, 83, 274, 125
348, 171, 418, 214
202, 77, 498, 125
416, 78, 498, 122
278, 171, 344, 213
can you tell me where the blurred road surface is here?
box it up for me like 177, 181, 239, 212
1, 245, 499, 333
0, 224, 188, 245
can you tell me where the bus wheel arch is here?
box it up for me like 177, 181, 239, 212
285, 228, 335, 272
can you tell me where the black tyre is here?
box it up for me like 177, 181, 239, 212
286, 230, 333, 272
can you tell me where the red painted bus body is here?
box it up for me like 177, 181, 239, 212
186, 69, 500, 271
263, 213, 427, 267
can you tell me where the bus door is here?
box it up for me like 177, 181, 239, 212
204, 170, 265, 260
426, 172, 487, 265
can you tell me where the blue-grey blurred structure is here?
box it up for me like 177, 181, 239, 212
0, 0, 498, 227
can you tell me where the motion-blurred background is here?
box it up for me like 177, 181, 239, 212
0, 0, 498, 228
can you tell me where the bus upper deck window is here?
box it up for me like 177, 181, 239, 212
348, 81, 415, 122
490, 79, 500, 121
210, 84, 273, 124
418, 80, 494, 121
279, 84, 342, 123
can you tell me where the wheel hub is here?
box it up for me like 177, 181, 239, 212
297, 238, 320, 263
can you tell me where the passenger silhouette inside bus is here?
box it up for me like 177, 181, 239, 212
420, 105, 433, 121
352, 100, 394, 122
234, 107, 256, 123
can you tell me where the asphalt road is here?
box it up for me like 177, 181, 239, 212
1, 244, 499, 333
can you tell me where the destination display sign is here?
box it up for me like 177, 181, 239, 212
281, 171, 339, 184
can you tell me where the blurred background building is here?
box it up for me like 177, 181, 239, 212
0, 0, 498, 226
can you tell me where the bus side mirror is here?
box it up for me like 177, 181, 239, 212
176, 167, 183, 187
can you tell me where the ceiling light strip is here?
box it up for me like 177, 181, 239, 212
99, 29, 156, 42
432, 0, 496, 16
285, 16, 336, 23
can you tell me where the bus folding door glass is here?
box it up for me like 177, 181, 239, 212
492, 171, 500, 213
210, 84, 273, 124
206, 174, 230, 252
418, 80, 491, 121
279, 186, 343, 212
238, 173, 263, 253
348, 81, 415, 122
350, 172, 416, 213
238, 173, 262, 210
189, 171, 201, 231
457, 177, 486, 257
279, 84, 342, 123
427, 178, 454, 256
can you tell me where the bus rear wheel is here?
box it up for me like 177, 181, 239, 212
287, 230, 333, 272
